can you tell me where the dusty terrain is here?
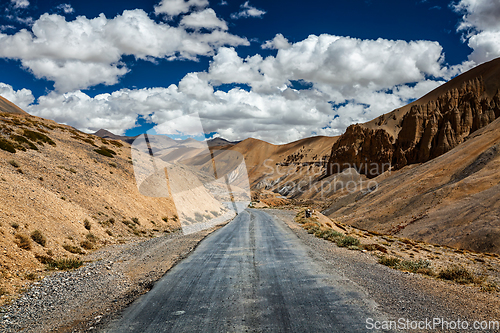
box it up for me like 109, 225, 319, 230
317, 115, 500, 254
0, 112, 180, 303
0, 223, 226, 332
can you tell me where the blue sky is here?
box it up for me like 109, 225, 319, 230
1, 0, 499, 143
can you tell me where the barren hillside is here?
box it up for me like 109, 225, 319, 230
0, 108, 181, 300
320, 115, 500, 254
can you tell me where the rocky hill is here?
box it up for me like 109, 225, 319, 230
0, 108, 181, 300
320, 115, 500, 254
326, 58, 500, 178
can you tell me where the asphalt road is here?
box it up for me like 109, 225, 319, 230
102, 209, 391, 332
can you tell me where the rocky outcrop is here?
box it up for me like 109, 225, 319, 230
327, 77, 500, 178
325, 125, 393, 178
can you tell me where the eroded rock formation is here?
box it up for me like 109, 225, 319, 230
327, 77, 500, 178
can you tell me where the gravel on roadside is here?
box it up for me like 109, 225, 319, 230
0, 224, 226, 333
266, 208, 500, 333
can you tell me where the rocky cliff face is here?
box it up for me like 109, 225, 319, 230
327, 77, 500, 178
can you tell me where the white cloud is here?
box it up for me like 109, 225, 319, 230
230, 1, 266, 19
208, 35, 449, 96
0, 10, 248, 92
466, 30, 500, 64
13, 31, 454, 143
154, 0, 209, 17
56, 3, 74, 14
454, 0, 500, 32
22, 59, 129, 92
262, 34, 291, 50
0, 82, 34, 110
11, 0, 29, 9
180, 8, 228, 31
453, 0, 500, 64
0, 25, 16, 31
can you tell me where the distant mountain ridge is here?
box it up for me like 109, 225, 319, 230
94, 128, 240, 148
93, 129, 138, 144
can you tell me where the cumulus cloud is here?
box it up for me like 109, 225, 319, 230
56, 3, 74, 14
0, 83, 34, 110
230, 1, 266, 19
20, 33, 451, 143
180, 8, 228, 30
208, 35, 449, 96
262, 34, 291, 50
453, 0, 500, 64
11, 0, 29, 9
154, 0, 209, 17
453, 0, 500, 32
0, 10, 248, 92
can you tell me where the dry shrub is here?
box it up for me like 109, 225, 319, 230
15, 234, 32, 250
30, 230, 46, 247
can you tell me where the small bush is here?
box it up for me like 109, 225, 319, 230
62, 244, 84, 254
379, 256, 433, 274
0, 137, 16, 153
398, 259, 431, 273
336, 236, 360, 248
11, 222, 19, 229
80, 240, 94, 250
25, 272, 37, 280
46, 258, 83, 270
363, 243, 388, 253
86, 233, 99, 243
323, 229, 344, 241
10, 135, 38, 150
109, 140, 123, 147
8, 160, 20, 168
84, 219, 91, 230
122, 219, 136, 229
99, 218, 115, 227
438, 265, 477, 284
23, 129, 56, 146
15, 234, 32, 250
109, 162, 117, 168
105, 229, 113, 236
162, 216, 169, 223
35, 254, 53, 264
94, 146, 116, 158
30, 230, 46, 247
131, 217, 140, 225
378, 256, 401, 268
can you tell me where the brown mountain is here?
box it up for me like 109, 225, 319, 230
0, 96, 28, 115
0, 111, 181, 299
94, 129, 138, 144
326, 57, 500, 178
320, 116, 500, 254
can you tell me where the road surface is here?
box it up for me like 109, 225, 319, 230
102, 209, 390, 332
